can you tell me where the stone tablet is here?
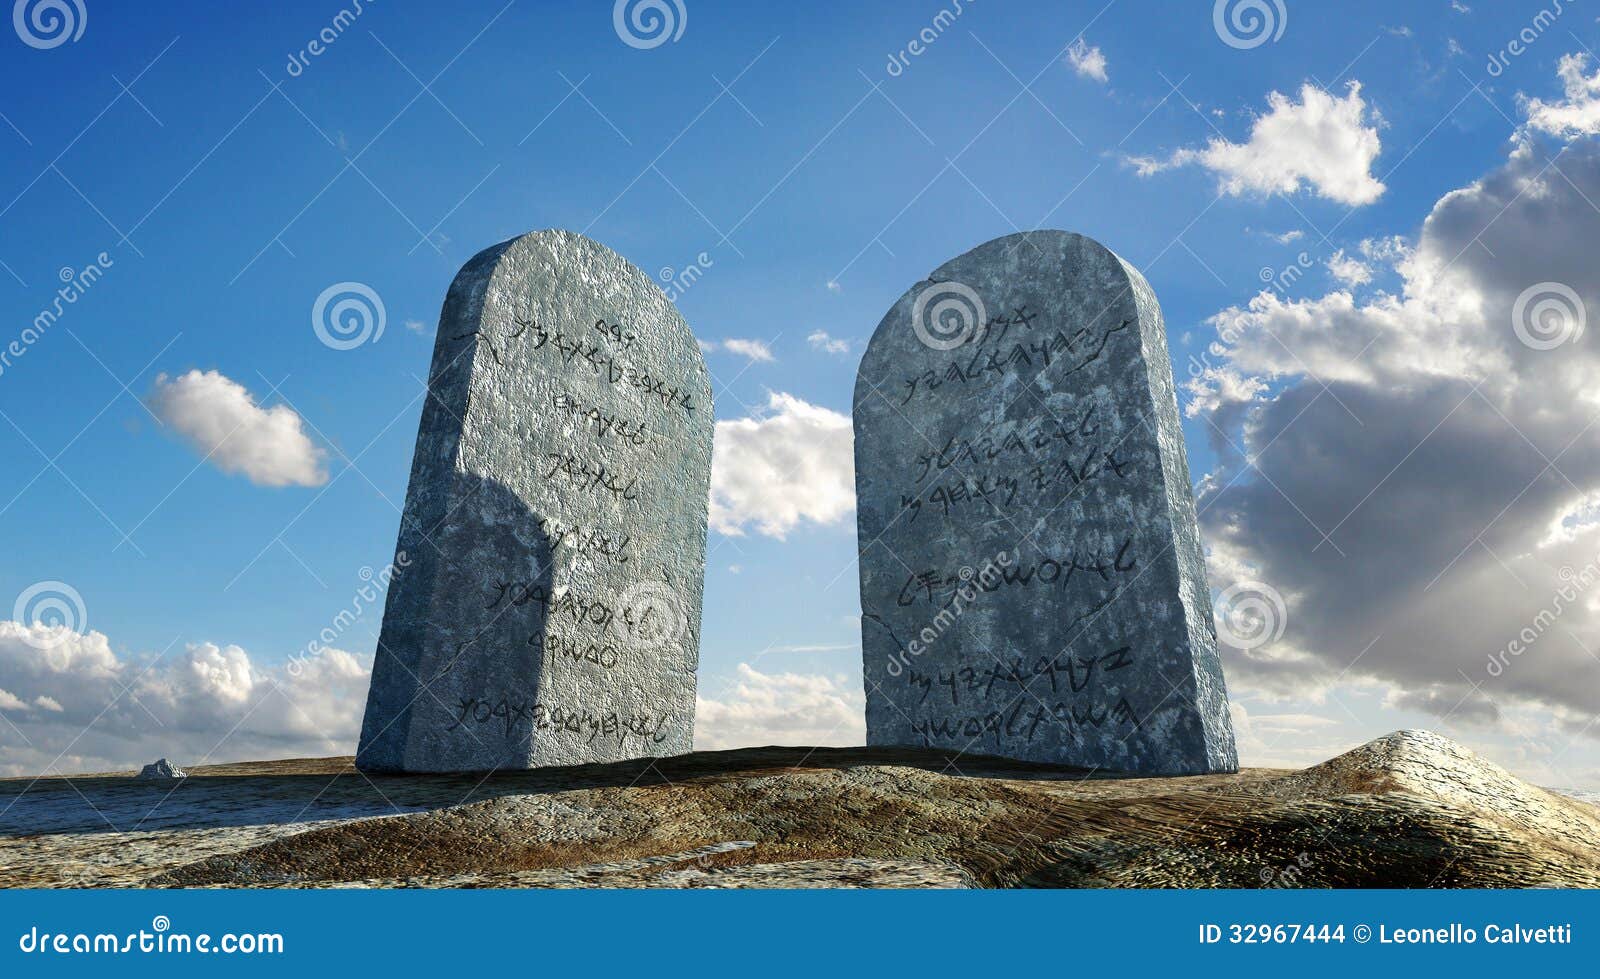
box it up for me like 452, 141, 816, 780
357, 229, 712, 773
854, 231, 1237, 775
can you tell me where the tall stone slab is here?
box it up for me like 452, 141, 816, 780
358, 230, 713, 773
854, 231, 1237, 775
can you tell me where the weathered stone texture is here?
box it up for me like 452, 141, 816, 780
358, 229, 712, 773
854, 231, 1237, 775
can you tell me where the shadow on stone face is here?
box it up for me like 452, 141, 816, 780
357, 469, 556, 773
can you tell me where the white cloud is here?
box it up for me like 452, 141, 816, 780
404, 318, 429, 334
1269, 230, 1305, 244
1065, 38, 1108, 82
1136, 82, 1385, 206
710, 392, 854, 539
695, 663, 864, 749
806, 330, 851, 355
1326, 248, 1373, 286
0, 621, 370, 777
1522, 54, 1600, 138
1188, 58, 1600, 762
706, 338, 775, 363
0, 687, 28, 711
149, 370, 327, 488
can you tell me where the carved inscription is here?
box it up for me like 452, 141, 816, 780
856, 232, 1238, 775
358, 230, 713, 773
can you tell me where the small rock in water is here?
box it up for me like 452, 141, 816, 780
136, 759, 186, 780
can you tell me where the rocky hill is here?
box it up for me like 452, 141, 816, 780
2, 730, 1597, 888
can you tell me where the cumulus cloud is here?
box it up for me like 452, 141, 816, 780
1189, 59, 1600, 751
1065, 38, 1108, 83
1135, 82, 1385, 206
0, 621, 368, 777
806, 330, 851, 355
695, 663, 864, 749
149, 370, 327, 487
1522, 54, 1600, 138
702, 338, 775, 364
710, 392, 854, 539
1326, 248, 1372, 286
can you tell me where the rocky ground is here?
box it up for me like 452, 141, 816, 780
2, 730, 1597, 888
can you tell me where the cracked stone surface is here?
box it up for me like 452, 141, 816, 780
853, 231, 1236, 774
3, 731, 1596, 888
357, 229, 713, 774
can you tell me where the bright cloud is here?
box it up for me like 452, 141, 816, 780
709, 392, 854, 539
149, 370, 327, 488
1326, 248, 1373, 286
0, 621, 369, 777
695, 663, 864, 749
705, 338, 776, 364
1188, 59, 1600, 761
1522, 54, 1600, 137
807, 330, 851, 355
1137, 82, 1385, 205
1065, 38, 1108, 82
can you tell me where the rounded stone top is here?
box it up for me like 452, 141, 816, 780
855, 230, 1156, 404
450, 228, 710, 396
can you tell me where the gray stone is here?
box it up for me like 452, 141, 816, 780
357, 229, 713, 773
853, 231, 1237, 775
136, 759, 185, 780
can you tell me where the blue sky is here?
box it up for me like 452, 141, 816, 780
6, 0, 1600, 788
